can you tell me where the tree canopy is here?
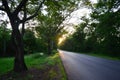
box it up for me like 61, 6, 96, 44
0, 0, 81, 72
59, 0, 120, 56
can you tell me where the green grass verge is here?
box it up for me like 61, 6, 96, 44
58, 54, 67, 80
0, 53, 67, 80
47, 53, 67, 80
0, 53, 47, 75
0, 57, 14, 75
87, 53, 120, 61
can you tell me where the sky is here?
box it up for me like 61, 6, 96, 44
63, 0, 97, 34
68, 8, 90, 25
66, 0, 97, 25
90, 0, 97, 3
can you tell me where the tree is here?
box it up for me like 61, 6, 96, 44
0, 21, 11, 57
60, 0, 120, 55
72, 24, 86, 52
59, 36, 76, 51
36, 14, 65, 54
36, 0, 79, 54
0, 0, 45, 72
90, 0, 120, 55
23, 28, 36, 54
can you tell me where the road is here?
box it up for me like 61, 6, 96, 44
59, 50, 120, 80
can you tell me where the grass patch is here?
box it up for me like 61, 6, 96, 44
58, 54, 67, 80
87, 53, 120, 61
25, 53, 48, 69
0, 53, 67, 80
46, 53, 67, 80
0, 57, 14, 75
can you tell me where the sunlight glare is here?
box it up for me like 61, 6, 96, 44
58, 37, 64, 45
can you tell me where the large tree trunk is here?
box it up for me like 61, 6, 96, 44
11, 24, 27, 72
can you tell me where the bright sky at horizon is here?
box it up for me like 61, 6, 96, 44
67, 8, 91, 25
66, 0, 97, 25
63, 0, 97, 35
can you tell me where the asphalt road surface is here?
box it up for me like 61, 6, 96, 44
59, 50, 120, 80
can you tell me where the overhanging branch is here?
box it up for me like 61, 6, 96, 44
1, 0, 10, 14
0, 7, 6, 11
21, 0, 45, 23
55, 15, 70, 34
13, 0, 28, 15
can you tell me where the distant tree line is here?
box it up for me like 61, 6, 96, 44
59, 0, 120, 57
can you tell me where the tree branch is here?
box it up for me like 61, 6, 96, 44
21, 0, 45, 23
0, 7, 6, 11
22, 4, 27, 36
13, 0, 28, 15
1, 0, 10, 14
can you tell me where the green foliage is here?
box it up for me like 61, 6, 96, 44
60, 0, 120, 57
0, 0, 81, 56
35, 38, 47, 52
36, 0, 79, 54
88, 53, 120, 61
0, 57, 14, 75
23, 28, 36, 54
0, 24, 11, 57
59, 36, 76, 51
45, 53, 67, 80
91, 0, 120, 55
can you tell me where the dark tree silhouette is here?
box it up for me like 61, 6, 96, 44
0, 0, 45, 72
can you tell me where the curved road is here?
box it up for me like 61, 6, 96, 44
59, 50, 120, 80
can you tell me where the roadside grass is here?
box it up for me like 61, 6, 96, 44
46, 53, 67, 80
64, 50, 120, 61
0, 53, 67, 80
87, 53, 120, 61
0, 57, 14, 75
